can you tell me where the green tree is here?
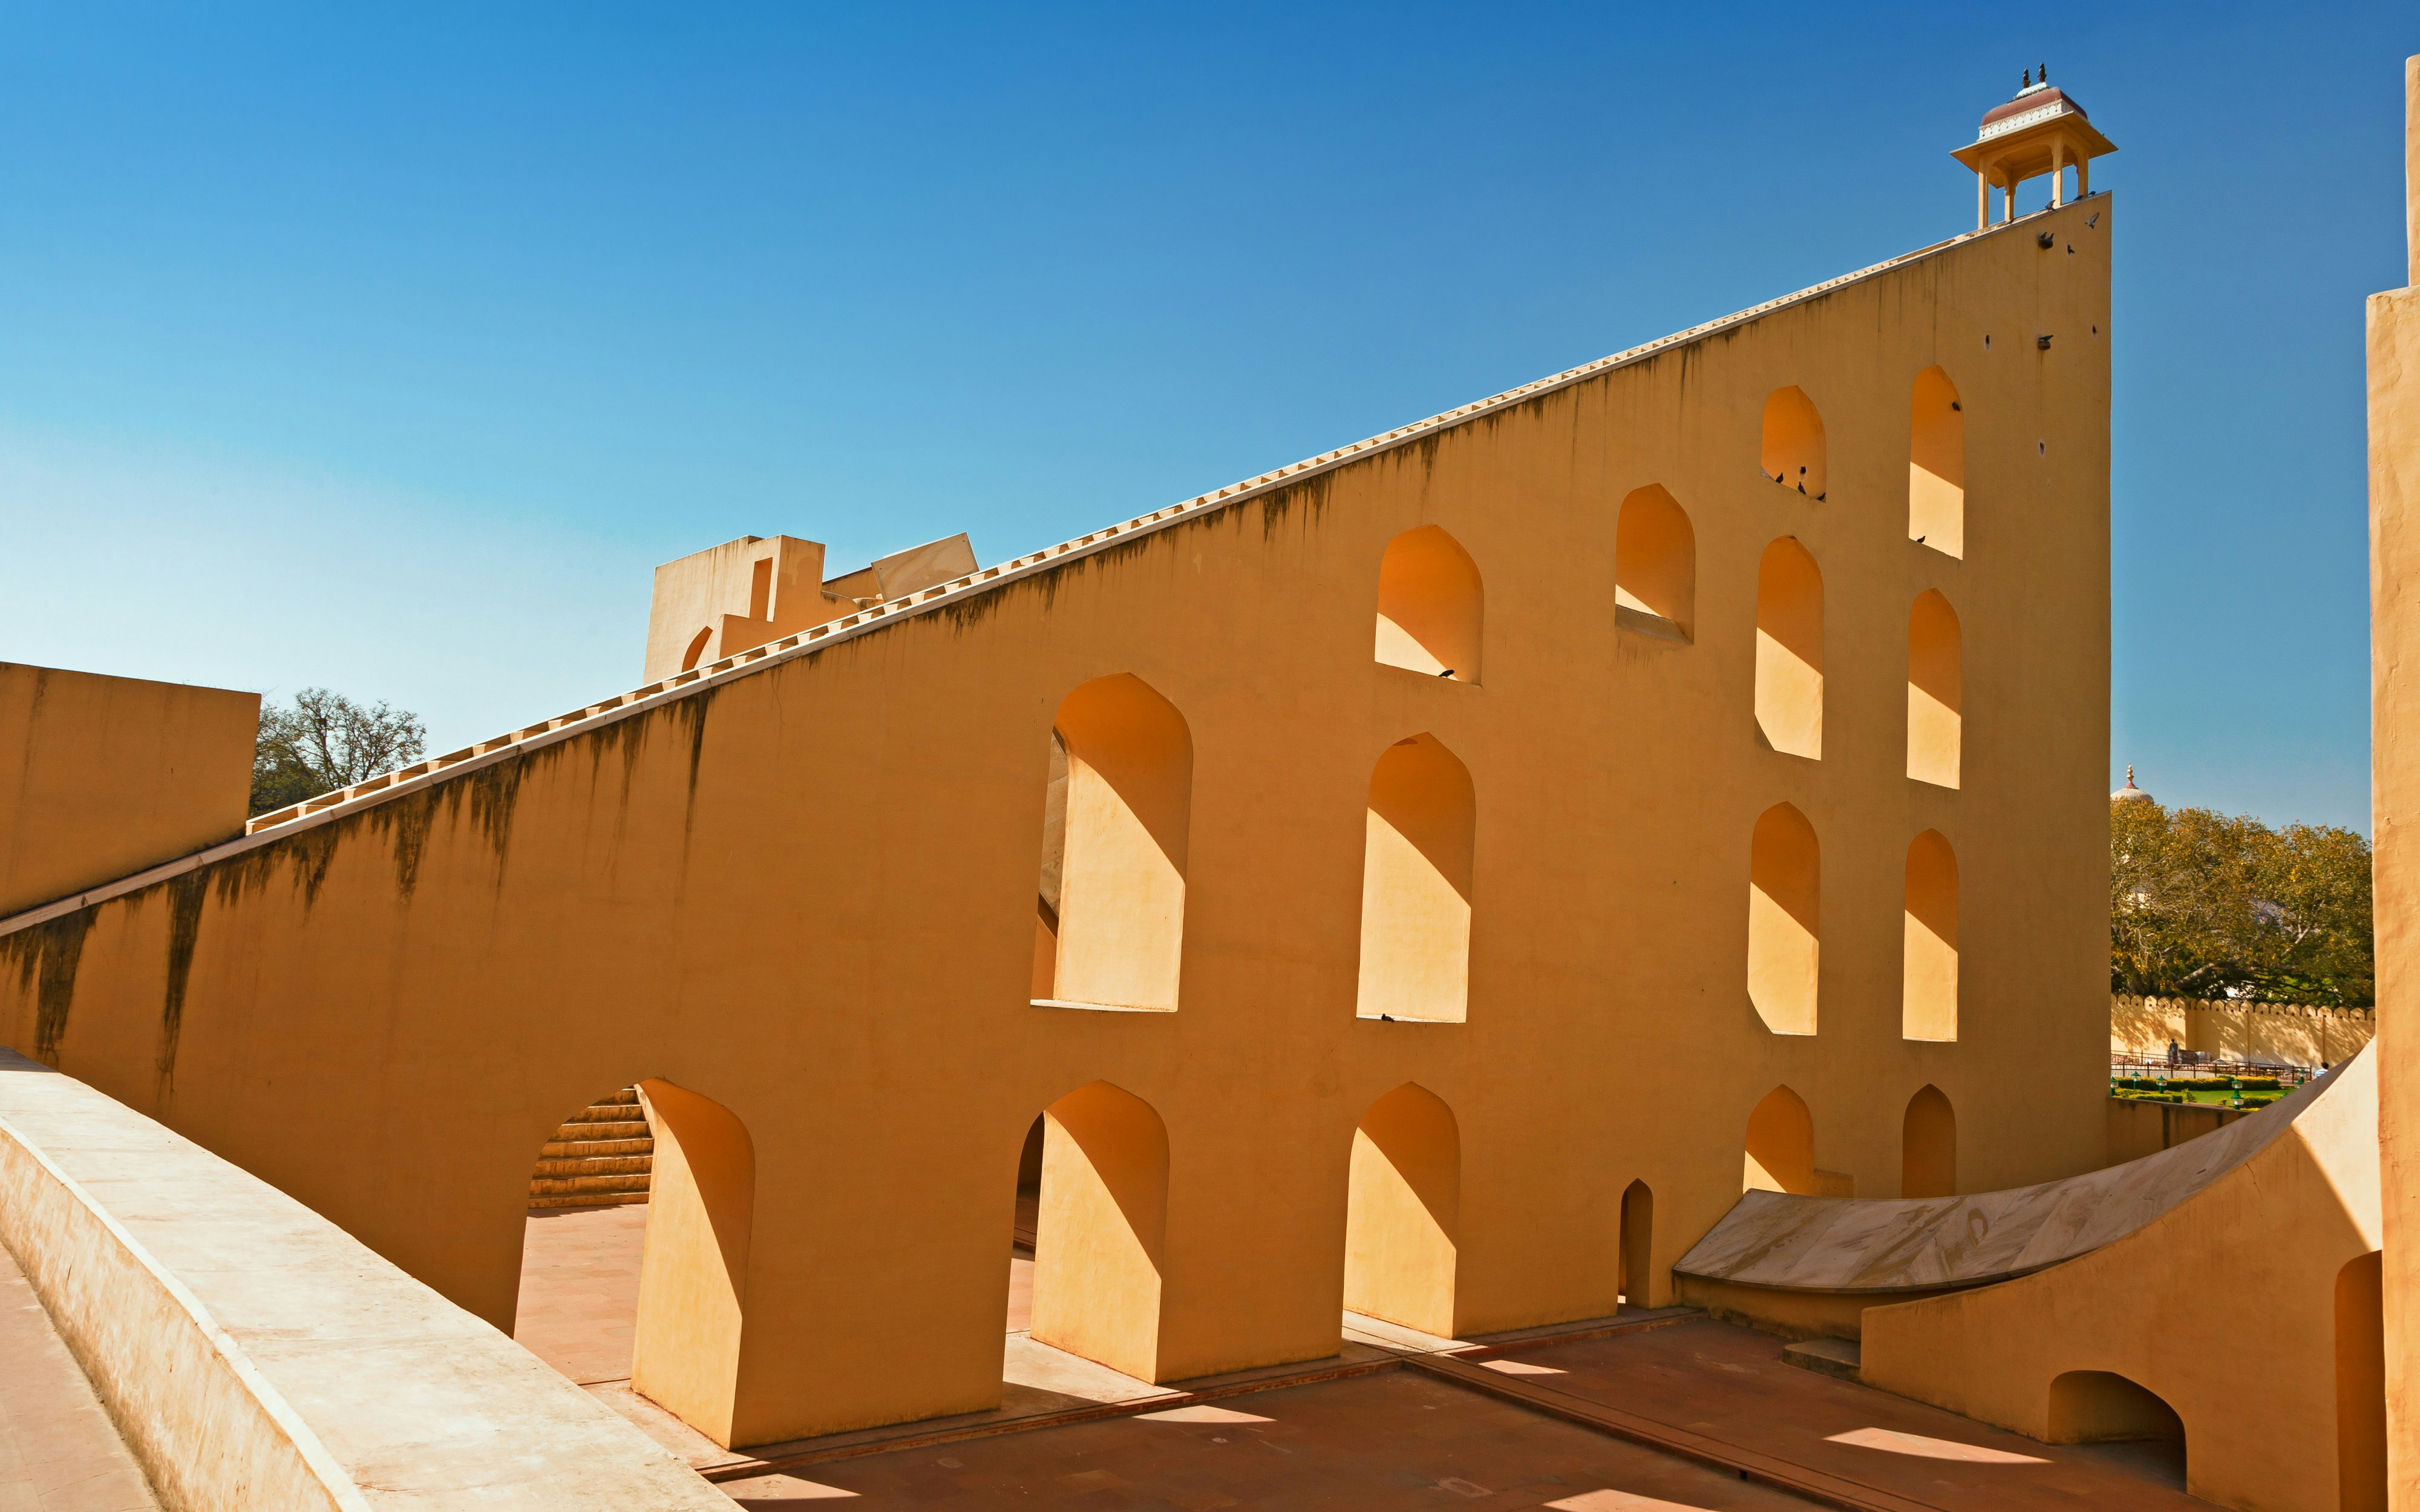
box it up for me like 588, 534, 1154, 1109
2110, 797, 2373, 1006
250, 688, 428, 817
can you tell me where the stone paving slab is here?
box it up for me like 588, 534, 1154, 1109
0, 1240, 160, 1512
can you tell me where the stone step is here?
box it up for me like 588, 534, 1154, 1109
566, 1102, 647, 1125
529, 1172, 652, 1197
526, 1088, 653, 1209
528, 1191, 650, 1211
550, 1119, 649, 1142
533, 1155, 653, 1179
541, 1137, 653, 1160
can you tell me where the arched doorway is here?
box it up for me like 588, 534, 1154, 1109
1027, 1081, 1171, 1383
2338, 1251, 2387, 1512
514, 1086, 654, 1386
1344, 1083, 1459, 1337
2048, 1370, 2185, 1485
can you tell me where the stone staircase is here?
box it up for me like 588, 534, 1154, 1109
528, 1088, 653, 1210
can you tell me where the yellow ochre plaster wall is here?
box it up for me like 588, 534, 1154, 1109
0, 200, 2113, 1447
0, 664, 255, 920
2373, 52, 2420, 1511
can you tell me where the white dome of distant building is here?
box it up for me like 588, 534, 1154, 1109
2112, 764, 2153, 803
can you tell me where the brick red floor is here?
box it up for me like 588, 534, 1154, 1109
0, 1244, 160, 1511
510, 1208, 2213, 1510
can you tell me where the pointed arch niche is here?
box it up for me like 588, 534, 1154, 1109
1909, 366, 1964, 557
1375, 526, 1483, 682
1743, 1085, 1815, 1194
1747, 802, 1818, 1036
1761, 387, 1826, 498
1618, 1180, 1655, 1308
1614, 485, 1694, 642
1903, 830, 1958, 1042
1344, 1083, 1459, 1337
1356, 735, 1476, 1023
1033, 675, 1192, 1012
1754, 538, 1823, 759
1908, 591, 1961, 788
1902, 1085, 1957, 1199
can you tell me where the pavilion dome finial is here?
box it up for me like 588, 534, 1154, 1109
1952, 65, 2116, 231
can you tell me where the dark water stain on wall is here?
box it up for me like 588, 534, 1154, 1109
1, 909, 97, 1064
155, 872, 208, 1096
366, 788, 440, 902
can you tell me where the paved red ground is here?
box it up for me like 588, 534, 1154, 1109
0, 1245, 160, 1511
511, 1209, 2212, 1510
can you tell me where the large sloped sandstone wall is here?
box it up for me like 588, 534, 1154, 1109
0, 200, 2114, 1445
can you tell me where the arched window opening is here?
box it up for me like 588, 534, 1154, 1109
1743, 1085, 1815, 1195
681, 627, 713, 672
1901, 1085, 1957, 1198
2048, 1372, 2185, 1482
629, 1080, 756, 1447
1747, 803, 1818, 1036
514, 1086, 655, 1390
2338, 1251, 2388, 1512
1344, 1083, 1459, 1338
1904, 831, 1959, 1042
1029, 1081, 1170, 1383
1356, 735, 1476, 1023
1754, 538, 1823, 759
1618, 1180, 1655, 1309
1035, 676, 1192, 1012
1375, 526, 1483, 682
1615, 485, 1695, 643
1908, 591, 1961, 788
1760, 387, 1827, 499
1909, 366, 1965, 557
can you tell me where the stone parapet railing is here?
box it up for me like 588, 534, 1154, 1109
0, 1049, 730, 1511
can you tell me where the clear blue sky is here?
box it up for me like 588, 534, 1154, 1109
1, 4, 2409, 832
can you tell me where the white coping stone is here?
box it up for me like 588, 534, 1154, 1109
0, 1049, 730, 1511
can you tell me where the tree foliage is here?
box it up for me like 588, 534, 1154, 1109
2110, 797, 2373, 1006
250, 688, 427, 817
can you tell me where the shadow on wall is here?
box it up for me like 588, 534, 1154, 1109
1032, 676, 1192, 1013
1356, 735, 1475, 1024
1345, 1082, 1460, 1338
1375, 527, 1483, 682
1903, 831, 1959, 1042
628, 1080, 756, 1448
1748, 803, 1819, 1036
1908, 591, 1961, 788
1909, 366, 1964, 557
1754, 538, 1824, 759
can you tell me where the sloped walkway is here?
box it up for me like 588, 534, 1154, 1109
0, 1243, 159, 1512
